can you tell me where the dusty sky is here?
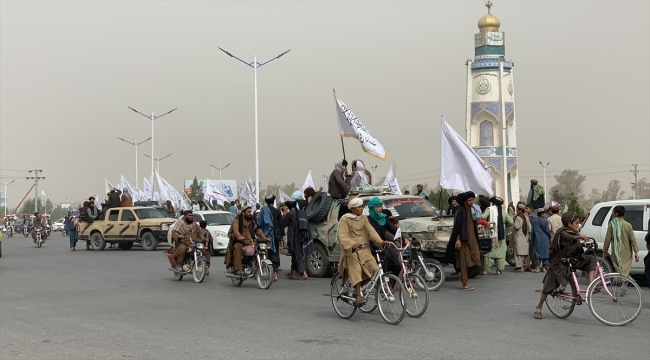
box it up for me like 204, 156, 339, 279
1, 0, 649, 206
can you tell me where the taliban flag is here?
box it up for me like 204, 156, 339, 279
383, 166, 402, 195
334, 90, 386, 160
440, 118, 493, 196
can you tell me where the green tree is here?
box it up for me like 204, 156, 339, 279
550, 169, 586, 207
634, 177, 650, 199
50, 206, 69, 220
18, 198, 43, 215
567, 197, 585, 219
188, 177, 204, 202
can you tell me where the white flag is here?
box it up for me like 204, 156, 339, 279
440, 118, 493, 196
105, 178, 114, 195
143, 177, 152, 199
278, 189, 293, 203
117, 175, 136, 199
91, 194, 102, 211
205, 179, 228, 206
299, 171, 315, 199
41, 190, 47, 197
323, 175, 330, 195
241, 179, 257, 207
383, 166, 403, 195
334, 91, 386, 160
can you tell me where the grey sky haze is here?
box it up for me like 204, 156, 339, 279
1, 0, 649, 206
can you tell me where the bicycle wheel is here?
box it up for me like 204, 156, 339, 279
405, 273, 429, 318
545, 281, 577, 319
376, 274, 406, 325
330, 274, 356, 319
359, 288, 377, 313
588, 274, 643, 326
416, 259, 445, 291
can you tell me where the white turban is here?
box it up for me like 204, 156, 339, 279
348, 198, 363, 208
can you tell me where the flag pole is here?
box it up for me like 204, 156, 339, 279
333, 88, 347, 159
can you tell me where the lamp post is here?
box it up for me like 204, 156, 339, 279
539, 161, 550, 202
210, 163, 230, 188
218, 47, 291, 200
117, 137, 151, 189
127, 106, 177, 199
3, 179, 16, 217
144, 153, 173, 175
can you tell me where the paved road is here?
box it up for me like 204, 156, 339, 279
1, 234, 649, 360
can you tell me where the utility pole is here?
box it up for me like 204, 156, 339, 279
631, 164, 639, 199
26, 169, 45, 213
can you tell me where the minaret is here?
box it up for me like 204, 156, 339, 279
465, 1, 520, 205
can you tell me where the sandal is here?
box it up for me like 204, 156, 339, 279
285, 272, 293, 280
481, 270, 488, 276
462, 286, 474, 291
534, 312, 543, 319
496, 270, 502, 275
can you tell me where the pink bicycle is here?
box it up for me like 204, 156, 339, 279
545, 239, 643, 326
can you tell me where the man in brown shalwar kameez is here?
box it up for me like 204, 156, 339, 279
449, 191, 481, 291
225, 206, 267, 275
171, 210, 204, 270
338, 197, 390, 306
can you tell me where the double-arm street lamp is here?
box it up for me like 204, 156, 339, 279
218, 47, 290, 200
144, 153, 173, 176
117, 137, 151, 189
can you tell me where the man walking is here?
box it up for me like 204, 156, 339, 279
603, 206, 639, 277
547, 205, 562, 239
526, 179, 546, 209
512, 204, 531, 272
258, 194, 285, 281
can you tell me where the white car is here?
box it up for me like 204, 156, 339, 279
581, 199, 649, 276
52, 218, 65, 231
167, 211, 235, 255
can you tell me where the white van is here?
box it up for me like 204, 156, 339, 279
581, 199, 649, 275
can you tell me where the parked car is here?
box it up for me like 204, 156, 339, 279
52, 218, 65, 231
581, 199, 649, 275
167, 211, 235, 256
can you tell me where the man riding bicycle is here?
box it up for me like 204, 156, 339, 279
338, 197, 391, 307
533, 211, 597, 319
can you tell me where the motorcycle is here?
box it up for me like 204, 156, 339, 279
33, 226, 45, 247
226, 238, 273, 289
23, 225, 29, 237
6, 225, 13, 238
169, 238, 207, 283
408, 237, 446, 291
45, 224, 51, 237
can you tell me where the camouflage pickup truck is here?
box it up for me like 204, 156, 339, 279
78, 207, 176, 251
305, 186, 462, 278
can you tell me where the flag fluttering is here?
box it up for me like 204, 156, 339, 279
440, 118, 493, 196
299, 171, 315, 199
205, 179, 228, 206
383, 166, 402, 195
41, 190, 47, 197
240, 178, 257, 207
334, 91, 386, 160
278, 189, 293, 203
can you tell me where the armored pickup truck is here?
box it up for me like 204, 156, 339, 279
78, 207, 176, 251
304, 186, 476, 278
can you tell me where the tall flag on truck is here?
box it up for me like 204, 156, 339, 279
383, 166, 402, 195
334, 90, 386, 160
299, 171, 315, 199
440, 118, 493, 196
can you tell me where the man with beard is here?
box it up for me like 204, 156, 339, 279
171, 210, 204, 271
448, 191, 481, 290
226, 206, 267, 275
447, 195, 459, 216
258, 194, 285, 281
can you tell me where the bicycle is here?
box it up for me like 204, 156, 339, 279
544, 238, 643, 326
359, 241, 429, 318
330, 243, 407, 325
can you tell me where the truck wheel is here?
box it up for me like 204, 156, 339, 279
141, 232, 158, 251
306, 192, 332, 224
118, 241, 134, 250
90, 233, 106, 251
306, 242, 330, 278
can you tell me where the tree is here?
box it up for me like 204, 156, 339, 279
18, 198, 43, 215
187, 177, 204, 203
550, 169, 586, 207
634, 177, 650, 199
600, 179, 625, 202
428, 187, 452, 211
567, 197, 585, 219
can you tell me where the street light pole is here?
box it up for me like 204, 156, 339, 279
219, 47, 291, 200
3, 180, 16, 217
539, 161, 550, 203
210, 163, 230, 188
117, 136, 151, 189
128, 106, 177, 199
144, 153, 172, 176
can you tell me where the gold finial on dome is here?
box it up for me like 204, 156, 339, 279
478, 1, 500, 31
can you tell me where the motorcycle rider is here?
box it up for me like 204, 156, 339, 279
225, 206, 268, 275
32, 212, 48, 243
171, 210, 204, 271
4, 216, 15, 235
198, 220, 212, 275
23, 214, 32, 234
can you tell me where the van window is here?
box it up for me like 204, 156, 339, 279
622, 206, 645, 231
591, 207, 611, 226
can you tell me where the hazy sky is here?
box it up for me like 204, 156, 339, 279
1, 0, 649, 206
